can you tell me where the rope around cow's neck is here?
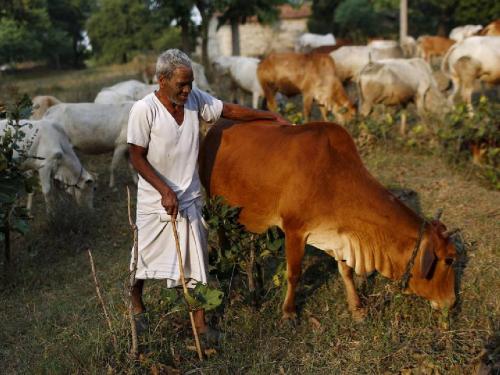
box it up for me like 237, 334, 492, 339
399, 219, 427, 291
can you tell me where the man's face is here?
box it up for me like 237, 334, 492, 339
159, 66, 194, 105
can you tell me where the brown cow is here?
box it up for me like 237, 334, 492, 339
200, 120, 457, 321
257, 52, 355, 124
417, 36, 455, 63
480, 19, 500, 36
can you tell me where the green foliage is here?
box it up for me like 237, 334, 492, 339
203, 196, 285, 295
280, 102, 304, 125
0, 18, 43, 64
0, 94, 37, 243
335, 0, 398, 40
437, 97, 500, 188
0, 0, 94, 67
216, 0, 285, 25
86, 0, 154, 64
184, 282, 224, 311
307, 0, 341, 35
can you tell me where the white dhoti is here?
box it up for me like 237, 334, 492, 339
133, 200, 209, 288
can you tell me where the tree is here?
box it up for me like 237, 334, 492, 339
46, 0, 96, 67
307, 0, 341, 35
86, 0, 158, 64
0, 0, 94, 67
335, 0, 397, 40
215, 0, 286, 56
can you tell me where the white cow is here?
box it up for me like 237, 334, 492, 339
31, 95, 62, 120
449, 25, 483, 42
43, 102, 134, 188
212, 56, 263, 108
358, 58, 449, 117
295, 33, 336, 52
0, 119, 95, 213
330, 44, 404, 83
441, 36, 500, 105
94, 80, 156, 104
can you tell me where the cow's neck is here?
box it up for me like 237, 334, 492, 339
313, 186, 424, 280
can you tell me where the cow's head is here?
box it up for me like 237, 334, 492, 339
54, 165, 96, 210
73, 170, 96, 210
406, 221, 457, 310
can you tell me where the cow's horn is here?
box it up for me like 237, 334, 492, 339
433, 208, 443, 221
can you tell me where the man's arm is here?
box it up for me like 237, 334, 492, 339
128, 144, 179, 218
221, 102, 289, 125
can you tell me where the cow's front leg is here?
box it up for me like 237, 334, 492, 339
282, 230, 306, 320
337, 260, 366, 321
302, 94, 313, 123
109, 143, 128, 188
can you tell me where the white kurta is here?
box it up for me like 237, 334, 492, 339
127, 88, 223, 287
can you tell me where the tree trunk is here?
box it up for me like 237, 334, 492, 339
230, 18, 240, 56
399, 0, 408, 42
181, 20, 192, 54
196, 1, 213, 76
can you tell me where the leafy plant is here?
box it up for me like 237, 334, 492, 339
280, 102, 304, 125
203, 196, 285, 304
437, 97, 500, 188
0, 94, 38, 267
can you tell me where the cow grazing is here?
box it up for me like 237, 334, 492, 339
257, 52, 355, 123
43, 102, 134, 187
479, 19, 500, 36
0, 119, 95, 213
200, 120, 457, 320
358, 58, 450, 117
31, 95, 62, 120
416, 36, 455, 64
330, 45, 404, 83
441, 36, 500, 106
212, 56, 263, 108
449, 25, 483, 42
295, 32, 336, 52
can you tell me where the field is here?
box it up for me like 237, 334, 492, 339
0, 66, 499, 374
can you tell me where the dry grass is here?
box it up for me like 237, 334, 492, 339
0, 68, 498, 374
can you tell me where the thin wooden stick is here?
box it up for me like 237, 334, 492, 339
171, 218, 204, 361
88, 248, 118, 351
126, 186, 139, 359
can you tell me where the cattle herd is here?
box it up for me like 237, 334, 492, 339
1, 19, 498, 216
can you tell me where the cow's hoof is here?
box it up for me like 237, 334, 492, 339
281, 310, 297, 322
351, 307, 367, 322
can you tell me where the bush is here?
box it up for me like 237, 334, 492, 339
0, 93, 37, 267
437, 97, 500, 188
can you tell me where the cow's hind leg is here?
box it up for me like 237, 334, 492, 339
282, 230, 306, 320
337, 261, 366, 321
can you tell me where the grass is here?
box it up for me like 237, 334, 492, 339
0, 68, 499, 374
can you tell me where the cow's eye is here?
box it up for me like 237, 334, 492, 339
445, 258, 454, 266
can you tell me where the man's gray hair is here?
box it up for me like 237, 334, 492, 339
156, 49, 192, 79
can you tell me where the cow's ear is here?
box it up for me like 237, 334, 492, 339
420, 245, 436, 279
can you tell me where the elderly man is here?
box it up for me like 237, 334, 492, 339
128, 49, 287, 341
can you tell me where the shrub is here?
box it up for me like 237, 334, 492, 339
0, 93, 38, 267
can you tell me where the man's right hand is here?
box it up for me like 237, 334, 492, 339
160, 188, 179, 219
